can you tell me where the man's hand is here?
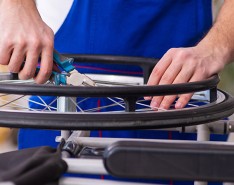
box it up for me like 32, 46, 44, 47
146, 0, 234, 110
146, 46, 226, 110
0, 0, 54, 84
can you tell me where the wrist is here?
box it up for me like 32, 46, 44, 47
196, 37, 232, 66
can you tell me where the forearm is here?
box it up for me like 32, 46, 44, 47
197, 0, 234, 65
0, 0, 38, 17
0, 0, 36, 7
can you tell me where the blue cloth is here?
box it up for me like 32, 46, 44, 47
19, 0, 215, 148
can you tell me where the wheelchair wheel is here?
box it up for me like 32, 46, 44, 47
0, 55, 232, 130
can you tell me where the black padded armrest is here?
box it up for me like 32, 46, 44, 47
103, 140, 234, 182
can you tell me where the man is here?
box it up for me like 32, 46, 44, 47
0, 0, 233, 149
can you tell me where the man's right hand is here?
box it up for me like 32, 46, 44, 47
0, 0, 54, 84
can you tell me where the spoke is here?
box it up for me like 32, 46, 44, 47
27, 97, 57, 111
69, 97, 84, 112
0, 95, 54, 112
75, 97, 125, 112
187, 103, 199, 107
136, 100, 167, 112
37, 96, 52, 111
42, 97, 59, 111
83, 101, 125, 112
175, 99, 208, 108
77, 98, 90, 105
0, 98, 29, 110
136, 108, 155, 112
107, 97, 125, 109
0, 95, 26, 108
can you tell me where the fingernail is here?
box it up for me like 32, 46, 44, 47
150, 101, 158, 109
175, 102, 182, 109
159, 104, 166, 110
144, 96, 152, 100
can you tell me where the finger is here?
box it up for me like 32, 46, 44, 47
0, 45, 12, 65
175, 73, 202, 109
145, 51, 173, 100
147, 51, 173, 86
150, 96, 163, 110
175, 93, 193, 109
155, 65, 194, 110
18, 49, 40, 80
145, 57, 178, 101
158, 60, 182, 85
34, 46, 53, 84
8, 47, 25, 73
157, 95, 178, 110
148, 57, 182, 108
148, 63, 178, 108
